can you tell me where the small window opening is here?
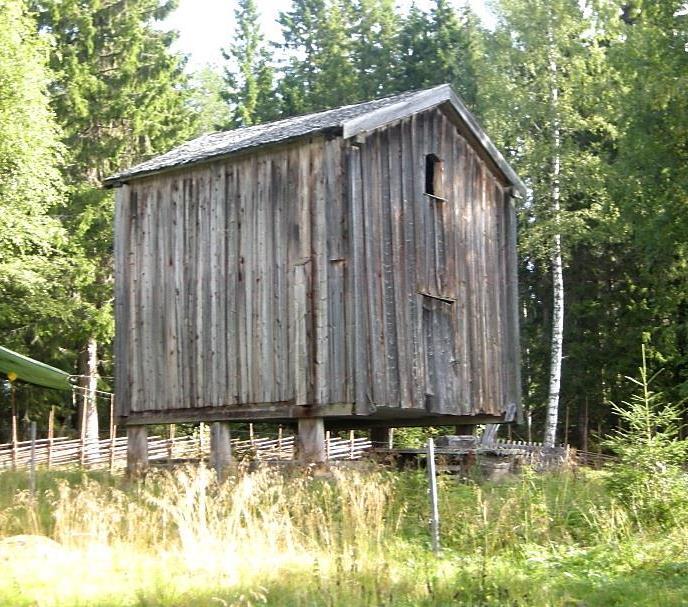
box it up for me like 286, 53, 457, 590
425, 153, 443, 197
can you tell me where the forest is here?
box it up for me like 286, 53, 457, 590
1, 0, 688, 449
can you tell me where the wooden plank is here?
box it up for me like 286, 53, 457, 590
113, 185, 130, 418
360, 136, 384, 407
453, 137, 472, 415
347, 144, 370, 414
225, 162, 240, 404
400, 118, 420, 409
324, 139, 347, 404
310, 142, 329, 405
272, 151, 288, 402
379, 128, 399, 406
388, 124, 411, 409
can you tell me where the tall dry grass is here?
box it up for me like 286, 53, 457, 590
0, 465, 685, 606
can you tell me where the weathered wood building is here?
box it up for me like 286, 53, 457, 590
105, 84, 525, 466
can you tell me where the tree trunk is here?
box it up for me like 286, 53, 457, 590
78, 337, 100, 444
544, 24, 564, 448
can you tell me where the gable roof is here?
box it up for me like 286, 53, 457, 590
103, 84, 525, 195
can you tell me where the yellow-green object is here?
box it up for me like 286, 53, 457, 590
0, 346, 72, 391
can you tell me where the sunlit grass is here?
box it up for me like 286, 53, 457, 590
0, 465, 685, 606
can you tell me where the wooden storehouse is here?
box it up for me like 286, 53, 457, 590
105, 84, 524, 467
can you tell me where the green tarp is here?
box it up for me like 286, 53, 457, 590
0, 346, 72, 391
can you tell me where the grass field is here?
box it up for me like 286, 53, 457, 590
0, 463, 686, 606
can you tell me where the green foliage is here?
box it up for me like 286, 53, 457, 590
187, 67, 232, 135
397, 0, 482, 106
0, 0, 82, 401
221, 0, 277, 127
276, 0, 361, 114
27, 0, 197, 384
605, 346, 688, 525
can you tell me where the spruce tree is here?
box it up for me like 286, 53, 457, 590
396, 1, 481, 107
348, 0, 400, 98
277, 0, 358, 113
222, 0, 276, 127
31, 0, 196, 439
610, 2, 688, 401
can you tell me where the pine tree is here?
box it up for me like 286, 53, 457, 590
31, 0, 196, 440
222, 0, 276, 127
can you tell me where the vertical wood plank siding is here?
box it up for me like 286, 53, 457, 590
349, 108, 517, 417
115, 107, 519, 421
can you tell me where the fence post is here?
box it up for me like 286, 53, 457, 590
11, 383, 17, 471
349, 430, 355, 459
79, 391, 86, 469
47, 406, 54, 470
249, 423, 255, 447
426, 437, 440, 554
168, 424, 176, 464
278, 425, 283, 457
29, 421, 36, 496
109, 394, 116, 473
325, 430, 330, 460
198, 422, 205, 461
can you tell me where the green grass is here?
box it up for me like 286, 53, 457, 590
0, 464, 685, 606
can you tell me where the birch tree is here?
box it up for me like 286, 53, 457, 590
481, 0, 619, 445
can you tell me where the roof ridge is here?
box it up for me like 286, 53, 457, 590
103, 83, 524, 195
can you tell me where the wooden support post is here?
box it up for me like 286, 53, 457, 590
249, 423, 255, 446
277, 425, 283, 453
126, 425, 149, 478
210, 422, 232, 481
349, 429, 355, 459
426, 438, 440, 553
47, 406, 54, 471
297, 418, 326, 465
388, 428, 395, 449
325, 430, 331, 460
370, 427, 390, 448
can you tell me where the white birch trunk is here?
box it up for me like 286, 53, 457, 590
544, 25, 564, 448
78, 337, 100, 456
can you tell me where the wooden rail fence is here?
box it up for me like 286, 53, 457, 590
0, 430, 373, 472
